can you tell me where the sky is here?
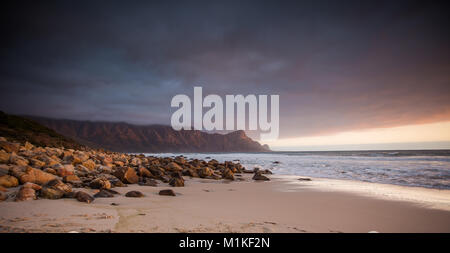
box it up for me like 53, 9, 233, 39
1, 0, 449, 150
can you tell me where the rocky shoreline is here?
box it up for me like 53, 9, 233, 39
0, 137, 272, 203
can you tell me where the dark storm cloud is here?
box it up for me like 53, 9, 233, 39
1, 0, 449, 139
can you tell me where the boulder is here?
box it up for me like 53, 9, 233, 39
89, 178, 111, 189
94, 190, 114, 198
130, 157, 141, 166
0, 164, 9, 176
252, 172, 270, 181
15, 166, 56, 185
46, 179, 72, 193
138, 167, 153, 178
81, 159, 96, 171
198, 167, 214, 178
222, 168, 235, 180
15, 186, 36, 201
159, 189, 176, 196
75, 191, 94, 203
9, 153, 29, 166
0, 175, 19, 188
125, 190, 144, 198
113, 167, 139, 184
23, 182, 42, 191
40, 186, 65, 199
182, 169, 198, 178
169, 177, 184, 187
43, 168, 57, 175
0, 141, 20, 153
138, 178, 158, 187
63, 175, 82, 184
54, 164, 75, 177
29, 158, 46, 169
166, 162, 183, 171
24, 141, 34, 150
0, 150, 10, 164
0, 191, 7, 201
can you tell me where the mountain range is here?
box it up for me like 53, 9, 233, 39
24, 116, 270, 153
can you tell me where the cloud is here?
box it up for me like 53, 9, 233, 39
0, 0, 449, 139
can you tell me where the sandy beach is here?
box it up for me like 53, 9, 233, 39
1, 174, 449, 233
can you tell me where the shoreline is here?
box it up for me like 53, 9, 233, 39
1, 174, 449, 233
272, 175, 450, 211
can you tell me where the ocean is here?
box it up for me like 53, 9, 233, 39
144, 150, 450, 190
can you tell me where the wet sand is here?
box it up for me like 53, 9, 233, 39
1, 174, 449, 233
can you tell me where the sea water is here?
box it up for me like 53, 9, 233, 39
144, 150, 450, 190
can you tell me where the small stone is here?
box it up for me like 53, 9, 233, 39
75, 191, 94, 203
125, 191, 144, 198
94, 190, 114, 198
159, 189, 176, 196
252, 172, 270, 181
298, 177, 312, 181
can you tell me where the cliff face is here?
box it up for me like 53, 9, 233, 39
28, 117, 271, 153
0, 111, 85, 150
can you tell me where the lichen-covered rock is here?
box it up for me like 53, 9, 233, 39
81, 159, 96, 171
15, 166, 56, 185
113, 167, 139, 184
63, 174, 82, 184
89, 178, 111, 189
0, 175, 19, 188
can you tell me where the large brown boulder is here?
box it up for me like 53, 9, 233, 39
12, 166, 56, 185
113, 167, 139, 184
81, 159, 96, 171
0, 175, 19, 188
